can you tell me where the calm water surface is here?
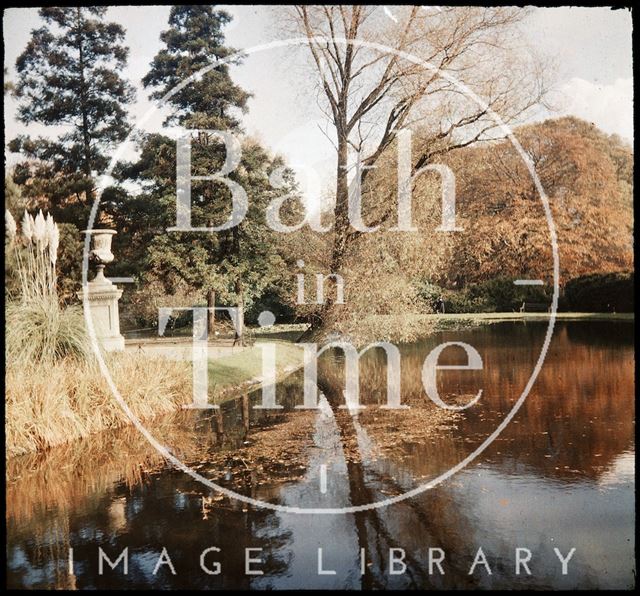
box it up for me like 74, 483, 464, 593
6, 321, 635, 589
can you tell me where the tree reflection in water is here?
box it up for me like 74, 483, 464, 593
6, 321, 635, 589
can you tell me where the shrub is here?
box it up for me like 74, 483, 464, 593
564, 272, 634, 312
5, 299, 90, 367
246, 288, 297, 325
441, 291, 488, 314
415, 276, 553, 313
414, 280, 448, 312
466, 277, 550, 312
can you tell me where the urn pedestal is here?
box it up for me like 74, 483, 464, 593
77, 229, 125, 352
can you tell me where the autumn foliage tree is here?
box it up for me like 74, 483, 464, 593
441, 117, 633, 289
297, 114, 634, 329
286, 5, 549, 334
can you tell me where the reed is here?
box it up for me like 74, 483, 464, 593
6, 209, 59, 301
5, 209, 89, 365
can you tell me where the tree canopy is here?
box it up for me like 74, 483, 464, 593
10, 7, 134, 217
108, 6, 300, 337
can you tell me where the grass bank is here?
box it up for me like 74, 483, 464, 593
308, 311, 633, 344
361, 311, 633, 333
208, 339, 304, 403
414, 312, 634, 332
417, 312, 634, 322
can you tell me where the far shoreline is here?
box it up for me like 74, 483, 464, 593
410, 312, 634, 322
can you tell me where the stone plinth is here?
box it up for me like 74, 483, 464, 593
78, 279, 125, 352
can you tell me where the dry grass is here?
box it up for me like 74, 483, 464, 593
5, 353, 193, 458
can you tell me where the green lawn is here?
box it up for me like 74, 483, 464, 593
208, 339, 304, 403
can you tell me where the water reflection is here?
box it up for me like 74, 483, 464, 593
6, 321, 635, 589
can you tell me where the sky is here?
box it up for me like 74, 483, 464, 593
3, 6, 634, 202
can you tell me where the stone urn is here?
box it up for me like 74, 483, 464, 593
84, 229, 117, 284
78, 229, 125, 351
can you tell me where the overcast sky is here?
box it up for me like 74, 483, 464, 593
3, 6, 633, 200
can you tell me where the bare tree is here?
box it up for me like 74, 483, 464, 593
287, 6, 550, 332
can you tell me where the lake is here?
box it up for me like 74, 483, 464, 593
6, 321, 635, 589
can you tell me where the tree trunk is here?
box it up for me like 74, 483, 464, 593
331, 135, 351, 273
75, 7, 95, 204
231, 226, 245, 347
302, 136, 350, 340
207, 289, 215, 337
234, 279, 245, 346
